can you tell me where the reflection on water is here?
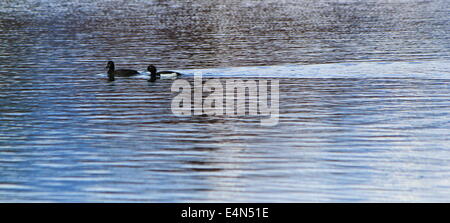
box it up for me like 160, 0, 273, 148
0, 0, 450, 202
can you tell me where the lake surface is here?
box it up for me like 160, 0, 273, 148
0, 0, 449, 202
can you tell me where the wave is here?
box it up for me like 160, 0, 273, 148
96, 60, 450, 79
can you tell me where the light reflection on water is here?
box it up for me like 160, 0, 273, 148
0, 0, 449, 202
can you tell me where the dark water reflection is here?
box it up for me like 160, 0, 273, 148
0, 0, 449, 202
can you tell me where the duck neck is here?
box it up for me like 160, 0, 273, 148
148, 74, 156, 82
149, 71, 157, 82
107, 68, 115, 81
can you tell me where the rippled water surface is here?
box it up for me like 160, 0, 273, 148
1, 0, 450, 202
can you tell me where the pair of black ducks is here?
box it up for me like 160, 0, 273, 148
106, 61, 182, 82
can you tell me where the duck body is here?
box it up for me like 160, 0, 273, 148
112, 69, 139, 77
106, 61, 139, 81
155, 70, 182, 77
147, 65, 182, 82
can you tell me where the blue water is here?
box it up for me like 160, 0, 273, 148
0, 0, 450, 202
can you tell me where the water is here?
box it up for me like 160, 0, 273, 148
0, 0, 449, 202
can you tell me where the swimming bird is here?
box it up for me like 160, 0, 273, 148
147, 65, 182, 82
106, 61, 139, 81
